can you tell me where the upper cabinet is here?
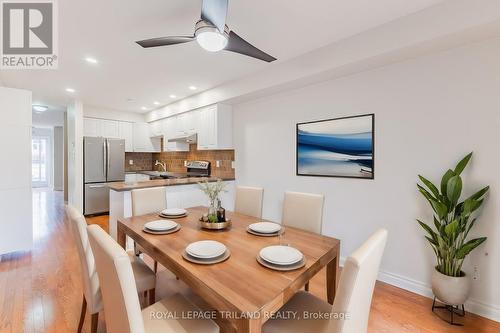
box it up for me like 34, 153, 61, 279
83, 103, 231, 154
100, 120, 120, 138
159, 104, 231, 151
118, 122, 134, 152
149, 120, 163, 137
133, 123, 161, 152
83, 118, 101, 137
197, 104, 232, 150
83, 118, 160, 153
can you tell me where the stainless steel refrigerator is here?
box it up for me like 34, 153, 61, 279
84, 137, 125, 215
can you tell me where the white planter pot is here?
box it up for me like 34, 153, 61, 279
431, 268, 471, 306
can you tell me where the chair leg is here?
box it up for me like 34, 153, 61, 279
154, 261, 158, 273
149, 288, 156, 305
305, 281, 310, 292
91, 313, 98, 333
77, 295, 86, 333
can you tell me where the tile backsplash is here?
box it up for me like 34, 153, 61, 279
153, 144, 235, 179
125, 145, 235, 179
124, 152, 153, 172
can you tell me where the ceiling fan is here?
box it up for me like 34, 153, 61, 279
136, 0, 277, 63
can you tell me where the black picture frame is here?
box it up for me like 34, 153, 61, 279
296, 113, 375, 179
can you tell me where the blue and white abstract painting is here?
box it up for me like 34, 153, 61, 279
296, 114, 374, 178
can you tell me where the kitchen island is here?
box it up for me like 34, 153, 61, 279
108, 177, 235, 240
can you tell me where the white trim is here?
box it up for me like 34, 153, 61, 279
338, 257, 500, 323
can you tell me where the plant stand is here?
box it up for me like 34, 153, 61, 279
432, 297, 465, 326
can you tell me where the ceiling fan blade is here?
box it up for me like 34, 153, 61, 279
225, 31, 277, 63
136, 36, 195, 48
201, 0, 228, 33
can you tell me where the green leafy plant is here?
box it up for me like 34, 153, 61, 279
198, 179, 227, 204
198, 179, 227, 222
417, 152, 489, 277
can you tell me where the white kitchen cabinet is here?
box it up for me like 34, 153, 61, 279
119, 122, 134, 152
197, 104, 232, 150
133, 123, 161, 152
162, 117, 189, 152
101, 120, 120, 138
150, 120, 163, 137
83, 118, 101, 137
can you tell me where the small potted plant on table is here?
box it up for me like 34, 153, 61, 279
198, 179, 231, 230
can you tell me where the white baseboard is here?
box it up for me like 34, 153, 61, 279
338, 257, 500, 323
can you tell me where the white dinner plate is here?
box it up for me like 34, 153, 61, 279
144, 220, 178, 231
259, 245, 303, 265
161, 208, 188, 216
186, 240, 227, 259
248, 222, 282, 234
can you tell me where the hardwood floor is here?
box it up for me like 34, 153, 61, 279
0, 188, 498, 332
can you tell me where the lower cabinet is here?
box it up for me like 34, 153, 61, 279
166, 181, 235, 210
109, 181, 235, 241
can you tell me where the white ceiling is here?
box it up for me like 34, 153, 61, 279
0, 0, 445, 113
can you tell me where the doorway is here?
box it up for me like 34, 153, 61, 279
32, 135, 51, 187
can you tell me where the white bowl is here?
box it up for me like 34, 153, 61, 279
259, 245, 303, 265
248, 222, 281, 234
161, 208, 187, 216
186, 240, 226, 259
144, 220, 178, 231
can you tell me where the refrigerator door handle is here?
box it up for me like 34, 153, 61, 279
88, 184, 106, 188
106, 139, 111, 179
103, 140, 106, 177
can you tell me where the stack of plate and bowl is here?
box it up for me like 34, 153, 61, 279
257, 245, 305, 271
183, 240, 230, 264
143, 220, 180, 235
159, 208, 188, 219
247, 222, 282, 237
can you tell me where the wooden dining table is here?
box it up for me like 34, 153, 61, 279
117, 206, 340, 333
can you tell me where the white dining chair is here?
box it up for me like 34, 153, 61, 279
131, 187, 167, 272
66, 205, 157, 333
131, 187, 167, 216
263, 229, 388, 333
87, 224, 220, 333
282, 191, 324, 290
234, 186, 264, 218
282, 191, 324, 234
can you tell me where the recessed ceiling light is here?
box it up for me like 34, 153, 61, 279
189, 86, 197, 90
153, 101, 160, 105
32, 105, 48, 112
65, 88, 75, 93
126, 98, 135, 102
169, 94, 176, 99
85, 57, 98, 64
141, 106, 148, 111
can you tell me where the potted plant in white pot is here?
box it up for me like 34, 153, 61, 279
417, 152, 489, 316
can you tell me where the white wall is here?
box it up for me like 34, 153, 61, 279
83, 105, 145, 123
53, 126, 64, 191
67, 101, 84, 212
233, 38, 500, 320
0, 87, 33, 254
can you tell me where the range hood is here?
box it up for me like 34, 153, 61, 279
167, 133, 197, 143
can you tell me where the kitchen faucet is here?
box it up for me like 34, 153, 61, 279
155, 160, 167, 172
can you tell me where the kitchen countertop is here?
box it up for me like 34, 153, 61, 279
108, 176, 235, 192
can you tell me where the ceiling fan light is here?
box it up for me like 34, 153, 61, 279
196, 29, 227, 52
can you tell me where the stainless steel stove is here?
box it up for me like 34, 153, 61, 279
185, 160, 211, 178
